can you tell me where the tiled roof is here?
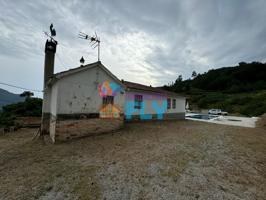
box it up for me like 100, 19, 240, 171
48, 61, 123, 87
48, 61, 184, 98
123, 81, 160, 93
53, 61, 99, 78
123, 81, 184, 97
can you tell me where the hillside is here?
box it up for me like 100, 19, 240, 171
164, 62, 266, 116
0, 88, 24, 109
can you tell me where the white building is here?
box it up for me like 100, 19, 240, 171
43, 61, 186, 142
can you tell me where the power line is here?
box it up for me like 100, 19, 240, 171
0, 82, 43, 93
56, 53, 68, 70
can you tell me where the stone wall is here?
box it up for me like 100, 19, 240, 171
54, 118, 124, 142
125, 112, 185, 121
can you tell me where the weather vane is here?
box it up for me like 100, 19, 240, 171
78, 31, 101, 61
44, 23, 57, 44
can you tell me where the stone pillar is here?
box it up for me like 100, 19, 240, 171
41, 40, 57, 135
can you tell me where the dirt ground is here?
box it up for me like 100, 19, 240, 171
0, 120, 265, 200
256, 113, 266, 130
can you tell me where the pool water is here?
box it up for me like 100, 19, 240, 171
227, 119, 242, 122
186, 114, 218, 120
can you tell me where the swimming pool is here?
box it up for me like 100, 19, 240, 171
186, 114, 218, 120
186, 113, 256, 128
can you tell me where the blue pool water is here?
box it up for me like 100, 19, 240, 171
186, 114, 218, 120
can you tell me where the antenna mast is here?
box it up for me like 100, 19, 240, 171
78, 32, 101, 61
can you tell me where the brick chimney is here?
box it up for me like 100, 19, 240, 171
41, 39, 57, 135
44, 40, 57, 85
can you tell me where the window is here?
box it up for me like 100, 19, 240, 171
172, 99, 176, 109
167, 98, 171, 109
103, 96, 114, 105
134, 95, 143, 109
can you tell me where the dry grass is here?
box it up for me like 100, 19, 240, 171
0, 120, 265, 200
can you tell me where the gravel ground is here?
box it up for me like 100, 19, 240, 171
0, 120, 265, 200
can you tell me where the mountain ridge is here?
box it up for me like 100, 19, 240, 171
0, 88, 24, 109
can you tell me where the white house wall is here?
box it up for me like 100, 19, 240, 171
125, 91, 166, 115
54, 66, 125, 115
166, 96, 186, 114
50, 82, 58, 116
125, 91, 186, 119
49, 82, 58, 142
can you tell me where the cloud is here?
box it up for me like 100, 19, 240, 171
0, 0, 266, 95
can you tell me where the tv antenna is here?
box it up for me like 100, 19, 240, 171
78, 31, 100, 61
44, 23, 58, 44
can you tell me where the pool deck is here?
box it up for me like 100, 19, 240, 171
186, 113, 259, 128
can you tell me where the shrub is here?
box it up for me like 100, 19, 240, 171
0, 98, 42, 128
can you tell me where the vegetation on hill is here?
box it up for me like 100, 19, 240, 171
0, 95, 42, 128
164, 62, 266, 116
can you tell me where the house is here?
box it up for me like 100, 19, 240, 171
122, 81, 185, 120
41, 40, 185, 142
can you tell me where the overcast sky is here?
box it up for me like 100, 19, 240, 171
1, 0, 266, 96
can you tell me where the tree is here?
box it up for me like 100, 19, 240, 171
239, 62, 247, 66
20, 91, 34, 100
191, 71, 197, 78
176, 75, 183, 82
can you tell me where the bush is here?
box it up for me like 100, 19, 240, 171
2, 98, 42, 117
187, 90, 266, 116
0, 113, 15, 128
0, 98, 42, 128
197, 93, 226, 108
229, 96, 252, 105
240, 103, 266, 116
